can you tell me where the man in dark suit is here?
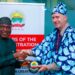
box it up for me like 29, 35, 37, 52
0, 17, 26, 75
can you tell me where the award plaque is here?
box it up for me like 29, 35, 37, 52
29, 61, 39, 73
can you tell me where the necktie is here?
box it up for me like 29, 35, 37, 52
55, 30, 61, 53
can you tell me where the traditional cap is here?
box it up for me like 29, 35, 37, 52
0, 17, 11, 25
52, 2, 67, 15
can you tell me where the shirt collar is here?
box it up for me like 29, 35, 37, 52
60, 23, 69, 36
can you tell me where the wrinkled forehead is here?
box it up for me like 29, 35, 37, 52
0, 24, 11, 27
52, 13, 65, 18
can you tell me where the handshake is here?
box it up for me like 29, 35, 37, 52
13, 49, 31, 61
